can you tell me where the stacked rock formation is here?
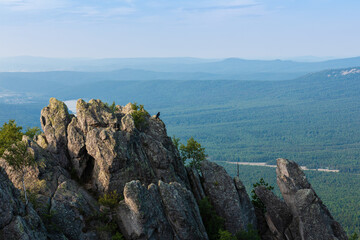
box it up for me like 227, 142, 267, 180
0, 98, 348, 240
254, 158, 348, 240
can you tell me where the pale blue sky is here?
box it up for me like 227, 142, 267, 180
0, 0, 359, 59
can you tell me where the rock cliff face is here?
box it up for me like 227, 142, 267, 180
200, 160, 257, 234
0, 166, 47, 240
64, 98, 190, 195
0, 98, 348, 240
255, 158, 348, 240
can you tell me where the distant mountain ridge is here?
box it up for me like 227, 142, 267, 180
1, 56, 360, 81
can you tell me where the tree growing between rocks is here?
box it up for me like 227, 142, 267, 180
2, 140, 40, 205
0, 120, 41, 156
173, 136, 207, 171
105, 101, 117, 113
130, 102, 149, 130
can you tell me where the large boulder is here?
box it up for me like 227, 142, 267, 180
116, 180, 209, 240
0, 167, 48, 240
75, 99, 120, 134
200, 160, 257, 234
116, 180, 174, 240
276, 158, 348, 240
158, 181, 208, 240
49, 176, 99, 240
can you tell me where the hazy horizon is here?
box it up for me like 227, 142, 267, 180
0, 55, 354, 63
1, 0, 360, 59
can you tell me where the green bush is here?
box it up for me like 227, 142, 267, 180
173, 136, 207, 171
198, 197, 224, 240
96, 192, 125, 240
0, 120, 42, 156
0, 120, 23, 156
112, 232, 124, 240
105, 101, 117, 113
349, 232, 359, 240
98, 190, 122, 209
24, 126, 41, 139
219, 230, 237, 240
235, 224, 260, 240
130, 102, 149, 130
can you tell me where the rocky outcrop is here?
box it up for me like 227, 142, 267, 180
0, 98, 349, 240
0, 137, 100, 240
186, 166, 206, 202
64, 99, 190, 195
158, 181, 208, 240
255, 159, 348, 240
200, 160, 257, 234
116, 180, 209, 240
254, 186, 300, 240
116, 180, 174, 240
49, 176, 99, 240
0, 167, 48, 240
40, 97, 72, 169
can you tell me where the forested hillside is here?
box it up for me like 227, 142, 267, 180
2, 67, 359, 172
1, 66, 359, 234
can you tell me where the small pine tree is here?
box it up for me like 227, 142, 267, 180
236, 224, 261, 240
179, 137, 207, 171
105, 101, 117, 113
349, 232, 359, 240
130, 102, 149, 130
0, 120, 23, 156
25, 127, 41, 139
218, 230, 237, 240
2, 140, 37, 205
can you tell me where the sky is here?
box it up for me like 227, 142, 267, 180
0, 0, 359, 59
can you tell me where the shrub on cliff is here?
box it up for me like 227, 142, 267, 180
173, 136, 207, 171
105, 101, 117, 113
130, 102, 149, 130
198, 196, 224, 240
0, 120, 41, 156
2, 140, 40, 205
219, 230, 237, 240
98, 190, 122, 209
235, 225, 260, 240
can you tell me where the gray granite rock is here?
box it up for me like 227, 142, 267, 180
65, 99, 189, 196
0, 137, 100, 240
200, 160, 257, 234
158, 181, 208, 240
254, 185, 300, 240
0, 167, 48, 240
186, 166, 206, 202
276, 158, 348, 240
40, 97, 72, 168
116, 180, 174, 240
